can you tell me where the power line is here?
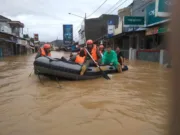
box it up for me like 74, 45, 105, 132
109, 0, 129, 14
105, 0, 122, 14
132, 0, 153, 13
87, 0, 108, 18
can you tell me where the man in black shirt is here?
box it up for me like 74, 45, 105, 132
116, 47, 125, 67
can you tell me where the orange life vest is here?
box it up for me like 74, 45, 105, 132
84, 45, 98, 61
40, 48, 51, 56
75, 55, 85, 64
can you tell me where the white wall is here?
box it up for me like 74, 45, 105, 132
114, 20, 123, 35
0, 22, 12, 34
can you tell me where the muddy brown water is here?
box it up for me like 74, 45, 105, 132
0, 51, 171, 135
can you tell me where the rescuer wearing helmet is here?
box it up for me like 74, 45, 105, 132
35, 44, 51, 59
99, 44, 105, 57
80, 39, 102, 75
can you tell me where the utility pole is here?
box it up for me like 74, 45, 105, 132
84, 13, 87, 46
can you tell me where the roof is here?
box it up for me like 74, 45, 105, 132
8, 21, 24, 28
0, 15, 11, 22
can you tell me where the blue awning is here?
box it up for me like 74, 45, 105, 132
136, 27, 147, 31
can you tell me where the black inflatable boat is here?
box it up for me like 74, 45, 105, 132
34, 56, 128, 80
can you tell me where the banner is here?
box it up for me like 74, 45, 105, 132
107, 20, 115, 38
34, 34, 39, 41
155, 0, 172, 17
63, 24, 73, 44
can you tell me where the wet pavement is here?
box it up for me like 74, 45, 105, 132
0, 51, 171, 135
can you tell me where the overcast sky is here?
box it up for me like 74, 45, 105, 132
1, 0, 133, 42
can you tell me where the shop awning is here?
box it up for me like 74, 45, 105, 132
0, 38, 16, 43
136, 27, 147, 31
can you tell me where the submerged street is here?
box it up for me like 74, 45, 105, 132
0, 51, 170, 135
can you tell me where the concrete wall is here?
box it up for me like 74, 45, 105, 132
131, 0, 155, 16
114, 21, 123, 35
0, 22, 12, 34
159, 50, 171, 65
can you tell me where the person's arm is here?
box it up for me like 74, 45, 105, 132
110, 51, 118, 63
101, 51, 107, 64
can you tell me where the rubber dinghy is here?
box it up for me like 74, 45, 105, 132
34, 56, 128, 80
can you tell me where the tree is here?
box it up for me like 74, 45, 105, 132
30, 38, 34, 43
23, 34, 29, 38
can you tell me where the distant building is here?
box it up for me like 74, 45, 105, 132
78, 14, 119, 45
0, 15, 34, 57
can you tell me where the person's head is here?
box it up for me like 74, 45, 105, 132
116, 47, 120, 52
86, 39, 93, 49
107, 45, 112, 53
99, 44, 104, 50
43, 44, 51, 53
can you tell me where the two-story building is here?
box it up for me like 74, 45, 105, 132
0, 15, 34, 57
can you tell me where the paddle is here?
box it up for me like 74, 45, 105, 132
84, 47, 110, 80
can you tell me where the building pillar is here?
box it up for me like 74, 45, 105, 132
159, 50, 164, 64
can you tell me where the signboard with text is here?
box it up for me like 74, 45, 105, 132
146, 2, 167, 26
107, 20, 115, 38
34, 34, 39, 41
123, 16, 145, 27
155, 0, 172, 17
63, 24, 73, 44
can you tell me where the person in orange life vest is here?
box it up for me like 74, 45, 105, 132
69, 48, 83, 62
35, 44, 51, 59
75, 49, 85, 64
99, 44, 105, 57
80, 39, 102, 75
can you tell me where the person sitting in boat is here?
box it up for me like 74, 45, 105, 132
102, 45, 122, 73
99, 44, 105, 57
35, 44, 51, 59
75, 49, 85, 64
80, 39, 102, 75
116, 47, 125, 67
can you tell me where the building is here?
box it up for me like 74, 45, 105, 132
108, 0, 171, 64
0, 15, 34, 57
78, 14, 119, 45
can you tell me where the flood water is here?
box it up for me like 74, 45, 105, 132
0, 51, 171, 135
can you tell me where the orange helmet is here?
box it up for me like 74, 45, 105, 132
86, 39, 93, 45
43, 44, 51, 49
99, 44, 104, 48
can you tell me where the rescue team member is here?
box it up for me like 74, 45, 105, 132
75, 49, 85, 64
102, 45, 122, 73
99, 44, 105, 57
80, 39, 102, 75
116, 47, 125, 67
35, 44, 51, 59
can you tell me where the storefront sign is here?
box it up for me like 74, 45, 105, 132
107, 20, 115, 38
155, 0, 172, 17
146, 25, 170, 35
17, 39, 28, 46
123, 27, 139, 32
34, 34, 39, 41
146, 2, 168, 26
123, 16, 145, 27
158, 26, 168, 33
146, 27, 158, 35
